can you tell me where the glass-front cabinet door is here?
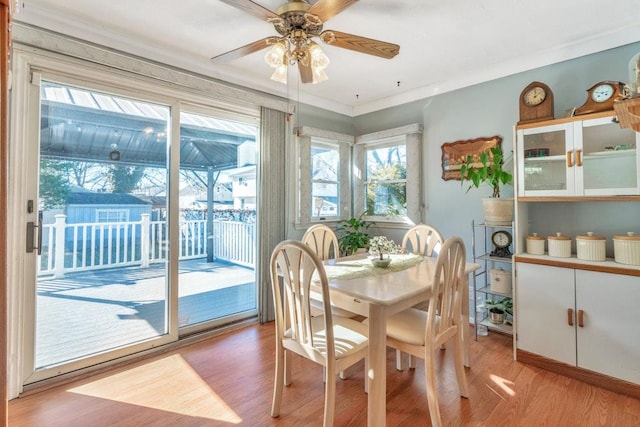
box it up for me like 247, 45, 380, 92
577, 115, 639, 196
517, 122, 574, 196
517, 113, 640, 197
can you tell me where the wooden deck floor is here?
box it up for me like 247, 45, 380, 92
36, 258, 256, 368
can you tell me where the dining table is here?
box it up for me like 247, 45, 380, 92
317, 252, 480, 427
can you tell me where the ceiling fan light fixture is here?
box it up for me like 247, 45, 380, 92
312, 68, 328, 84
264, 42, 287, 68
270, 64, 288, 84
309, 42, 329, 70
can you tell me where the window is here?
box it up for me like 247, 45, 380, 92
311, 142, 340, 218
364, 140, 407, 217
354, 124, 423, 224
96, 209, 129, 223
296, 127, 353, 226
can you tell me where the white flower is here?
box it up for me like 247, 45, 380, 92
368, 236, 400, 259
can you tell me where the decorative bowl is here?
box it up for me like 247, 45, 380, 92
370, 258, 391, 268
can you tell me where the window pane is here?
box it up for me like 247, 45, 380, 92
365, 182, 407, 216
312, 183, 338, 217
365, 144, 407, 216
311, 144, 339, 217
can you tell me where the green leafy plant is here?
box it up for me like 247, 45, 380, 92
460, 146, 513, 198
485, 297, 513, 315
335, 213, 373, 256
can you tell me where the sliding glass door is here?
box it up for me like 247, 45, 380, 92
22, 76, 258, 384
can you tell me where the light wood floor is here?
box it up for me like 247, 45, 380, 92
8, 323, 640, 426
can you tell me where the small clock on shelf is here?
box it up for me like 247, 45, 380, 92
490, 230, 512, 258
518, 81, 554, 124
574, 81, 625, 116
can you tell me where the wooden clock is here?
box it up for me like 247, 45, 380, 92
574, 81, 625, 116
518, 81, 554, 124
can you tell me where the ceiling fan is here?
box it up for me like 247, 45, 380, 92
211, 0, 400, 84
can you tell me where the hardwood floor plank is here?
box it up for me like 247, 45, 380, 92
8, 324, 640, 426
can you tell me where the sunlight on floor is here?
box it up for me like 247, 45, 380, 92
68, 354, 242, 423
489, 373, 515, 397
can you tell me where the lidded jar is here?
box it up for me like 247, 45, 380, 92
526, 233, 545, 255
576, 232, 606, 262
613, 232, 640, 266
547, 232, 571, 258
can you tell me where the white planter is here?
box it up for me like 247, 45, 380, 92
481, 197, 514, 225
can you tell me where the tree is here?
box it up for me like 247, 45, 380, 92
39, 159, 70, 209
107, 165, 146, 193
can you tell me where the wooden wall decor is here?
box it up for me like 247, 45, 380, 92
441, 135, 502, 181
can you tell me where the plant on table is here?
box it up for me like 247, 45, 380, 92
368, 235, 401, 260
335, 213, 373, 256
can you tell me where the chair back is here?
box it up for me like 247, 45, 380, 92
401, 224, 444, 257
270, 240, 335, 357
426, 236, 466, 347
302, 224, 340, 262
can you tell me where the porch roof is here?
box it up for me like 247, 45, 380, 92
40, 84, 258, 172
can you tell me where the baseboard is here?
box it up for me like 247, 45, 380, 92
516, 349, 640, 400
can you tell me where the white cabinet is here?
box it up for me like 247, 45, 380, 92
516, 113, 640, 197
517, 262, 640, 385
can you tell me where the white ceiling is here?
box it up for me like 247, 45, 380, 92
13, 0, 640, 116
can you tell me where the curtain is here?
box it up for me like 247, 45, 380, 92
257, 106, 287, 323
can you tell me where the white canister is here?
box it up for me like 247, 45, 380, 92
547, 233, 571, 258
489, 268, 512, 294
526, 233, 545, 255
613, 232, 640, 266
576, 232, 606, 262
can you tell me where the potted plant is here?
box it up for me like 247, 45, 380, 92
368, 235, 401, 268
484, 297, 513, 324
335, 213, 373, 256
459, 145, 514, 225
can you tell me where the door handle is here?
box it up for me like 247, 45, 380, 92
567, 308, 574, 326
577, 309, 584, 328
26, 211, 43, 255
575, 149, 582, 167
566, 151, 573, 168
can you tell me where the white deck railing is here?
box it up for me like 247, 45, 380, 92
38, 214, 256, 278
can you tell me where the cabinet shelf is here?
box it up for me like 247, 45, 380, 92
477, 285, 512, 298
480, 318, 513, 334
472, 220, 513, 340
477, 253, 513, 263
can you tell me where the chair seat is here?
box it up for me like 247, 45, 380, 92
285, 316, 368, 359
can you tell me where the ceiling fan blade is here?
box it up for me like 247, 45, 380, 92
219, 0, 280, 22
307, 0, 359, 22
211, 37, 278, 63
320, 30, 399, 59
298, 61, 313, 84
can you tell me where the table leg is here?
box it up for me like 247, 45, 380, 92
367, 304, 386, 427
462, 273, 470, 367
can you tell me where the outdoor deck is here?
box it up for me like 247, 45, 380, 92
36, 258, 256, 369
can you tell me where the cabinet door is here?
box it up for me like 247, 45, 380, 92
576, 270, 640, 384
517, 123, 575, 196
576, 116, 640, 196
516, 263, 576, 365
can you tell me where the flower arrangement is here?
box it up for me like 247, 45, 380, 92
368, 235, 401, 260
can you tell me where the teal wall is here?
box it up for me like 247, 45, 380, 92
347, 42, 640, 245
